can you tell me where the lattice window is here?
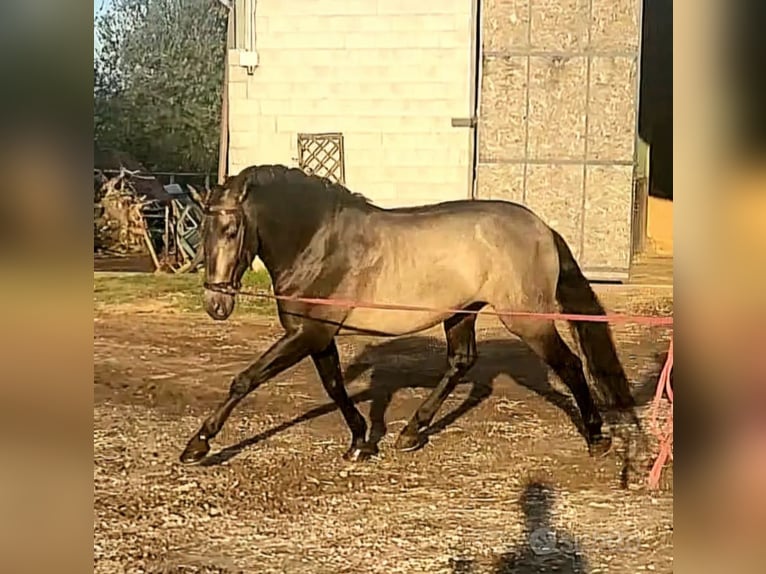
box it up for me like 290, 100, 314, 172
297, 132, 346, 184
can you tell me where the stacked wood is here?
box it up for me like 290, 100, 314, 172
94, 171, 155, 256
94, 169, 205, 273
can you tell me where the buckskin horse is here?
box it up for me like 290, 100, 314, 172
180, 164, 634, 465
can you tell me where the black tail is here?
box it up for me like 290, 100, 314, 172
552, 230, 635, 410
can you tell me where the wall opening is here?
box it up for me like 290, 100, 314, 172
297, 133, 346, 185
637, 0, 673, 255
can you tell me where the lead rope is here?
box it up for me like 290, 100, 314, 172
648, 338, 673, 489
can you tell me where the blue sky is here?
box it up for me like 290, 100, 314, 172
94, 0, 110, 53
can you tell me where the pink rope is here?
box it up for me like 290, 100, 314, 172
648, 338, 674, 489
237, 289, 674, 326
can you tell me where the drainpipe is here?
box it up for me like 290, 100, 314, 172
217, 1, 233, 185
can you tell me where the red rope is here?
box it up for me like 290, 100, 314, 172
237, 289, 674, 326
648, 338, 674, 489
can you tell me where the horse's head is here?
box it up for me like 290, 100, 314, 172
193, 178, 257, 321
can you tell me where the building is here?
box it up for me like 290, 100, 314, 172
221, 0, 657, 280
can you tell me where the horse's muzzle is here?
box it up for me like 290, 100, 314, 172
204, 288, 236, 321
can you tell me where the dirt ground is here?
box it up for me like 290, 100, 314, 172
95, 253, 156, 273
94, 290, 673, 574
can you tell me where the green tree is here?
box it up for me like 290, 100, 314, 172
94, 0, 228, 173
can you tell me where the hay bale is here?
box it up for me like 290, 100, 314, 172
530, 0, 589, 51
590, 0, 641, 51
582, 165, 633, 267
527, 56, 587, 160
478, 55, 527, 161
524, 163, 584, 257
475, 163, 525, 203
587, 57, 638, 162
482, 0, 530, 52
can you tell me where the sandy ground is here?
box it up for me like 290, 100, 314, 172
94, 292, 673, 574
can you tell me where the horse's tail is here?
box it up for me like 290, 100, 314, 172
552, 230, 635, 410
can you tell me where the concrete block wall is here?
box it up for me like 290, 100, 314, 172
228, 0, 474, 207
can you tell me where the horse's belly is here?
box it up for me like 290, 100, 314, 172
339, 308, 451, 337
336, 240, 489, 336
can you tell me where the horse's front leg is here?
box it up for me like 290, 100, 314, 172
180, 330, 313, 464
312, 340, 377, 461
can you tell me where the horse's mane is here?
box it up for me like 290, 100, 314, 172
229, 164, 373, 210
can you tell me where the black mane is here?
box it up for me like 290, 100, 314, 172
218, 165, 375, 287
228, 164, 373, 210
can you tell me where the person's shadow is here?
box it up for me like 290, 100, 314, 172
490, 482, 589, 574
200, 335, 650, 467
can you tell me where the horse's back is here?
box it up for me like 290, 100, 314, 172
386, 198, 537, 219
381, 199, 554, 270
336, 199, 559, 336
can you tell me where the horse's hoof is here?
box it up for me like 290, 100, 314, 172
180, 436, 210, 465
588, 434, 613, 458
343, 442, 378, 462
394, 431, 426, 452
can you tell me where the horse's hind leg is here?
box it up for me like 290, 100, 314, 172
501, 317, 611, 457
394, 306, 482, 451
312, 340, 377, 462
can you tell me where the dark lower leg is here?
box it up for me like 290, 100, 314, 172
396, 313, 478, 451
368, 388, 393, 446
557, 358, 604, 438
312, 341, 374, 461
395, 372, 463, 451
180, 331, 313, 464
522, 325, 609, 455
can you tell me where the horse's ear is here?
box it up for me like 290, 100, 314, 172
236, 182, 248, 204
187, 184, 208, 206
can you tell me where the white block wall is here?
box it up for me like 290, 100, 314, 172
228, 0, 474, 207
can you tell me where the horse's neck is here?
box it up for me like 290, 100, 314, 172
255, 209, 330, 288
258, 201, 372, 294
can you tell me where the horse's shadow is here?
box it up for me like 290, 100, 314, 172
203, 336, 579, 466
347, 337, 588, 448
201, 336, 661, 467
